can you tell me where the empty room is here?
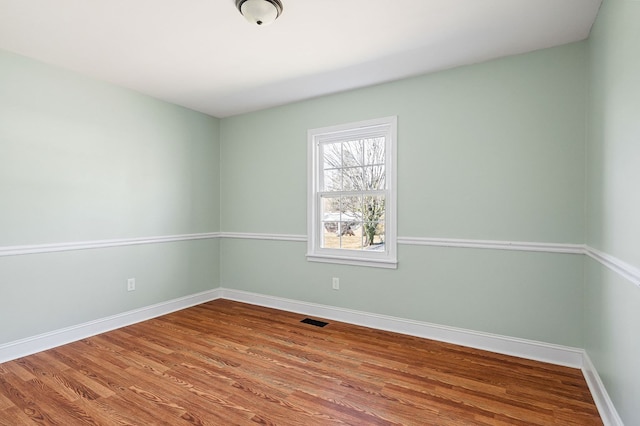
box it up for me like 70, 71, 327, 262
0, 0, 638, 424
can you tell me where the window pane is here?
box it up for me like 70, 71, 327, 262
363, 221, 385, 250
321, 196, 341, 248
321, 195, 367, 250
322, 142, 342, 170
343, 140, 363, 168
342, 167, 363, 191
364, 165, 385, 190
362, 195, 385, 248
323, 168, 341, 191
338, 221, 363, 250
340, 195, 362, 223
364, 137, 385, 165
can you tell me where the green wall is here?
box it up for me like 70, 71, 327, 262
0, 50, 221, 343
220, 43, 588, 347
586, 0, 640, 423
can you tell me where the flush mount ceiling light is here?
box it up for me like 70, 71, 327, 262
236, 0, 283, 26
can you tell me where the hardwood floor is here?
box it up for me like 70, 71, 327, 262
0, 299, 602, 425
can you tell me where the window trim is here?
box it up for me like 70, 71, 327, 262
307, 116, 397, 269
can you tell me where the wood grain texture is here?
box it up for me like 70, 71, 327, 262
0, 300, 602, 425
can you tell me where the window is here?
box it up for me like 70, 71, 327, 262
307, 116, 397, 268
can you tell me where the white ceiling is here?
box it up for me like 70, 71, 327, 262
0, 0, 602, 118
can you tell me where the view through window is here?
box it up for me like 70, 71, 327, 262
320, 137, 386, 251
307, 116, 397, 268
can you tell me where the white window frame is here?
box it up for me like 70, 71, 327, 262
307, 116, 397, 269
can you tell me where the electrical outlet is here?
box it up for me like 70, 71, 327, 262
332, 277, 339, 290
127, 278, 136, 292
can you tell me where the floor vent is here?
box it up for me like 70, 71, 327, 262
301, 318, 329, 327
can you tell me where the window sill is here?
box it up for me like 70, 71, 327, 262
306, 253, 398, 269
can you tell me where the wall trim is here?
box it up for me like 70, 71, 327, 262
0, 231, 591, 257
219, 288, 622, 425
398, 236, 584, 254
220, 232, 586, 255
582, 352, 624, 426
0, 286, 584, 368
0, 289, 221, 363
221, 232, 307, 242
0, 287, 621, 425
3, 232, 638, 290
217, 287, 584, 368
221, 234, 640, 289
585, 245, 640, 288
0, 232, 221, 257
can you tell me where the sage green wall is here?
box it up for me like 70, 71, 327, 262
220, 43, 588, 347
585, 0, 640, 423
0, 50, 221, 344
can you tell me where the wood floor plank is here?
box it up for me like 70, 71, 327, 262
0, 299, 603, 425
0, 372, 57, 424
0, 405, 37, 426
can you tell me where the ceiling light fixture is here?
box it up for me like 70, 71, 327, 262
236, 0, 283, 26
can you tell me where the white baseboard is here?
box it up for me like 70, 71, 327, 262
582, 352, 624, 426
220, 288, 623, 425
0, 287, 621, 425
0, 289, 221, 363
1, 286, 583, 368
217, 287, 584, 368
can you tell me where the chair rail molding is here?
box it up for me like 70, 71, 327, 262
397, 236, 584, 254
3, 232, 639, 290
0, 232, 221, 257
584, 245, 640, 288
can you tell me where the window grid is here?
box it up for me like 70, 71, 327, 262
307, 116, 397, 269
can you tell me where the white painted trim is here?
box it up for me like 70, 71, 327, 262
585, 246, 640, 288
217, 288, 584, 368
398, 236, 585, 254
0, 289, 221, 363
0, 286, 585, 368
4, 232, 639, 290
0, 286, 620, 425
582, 352, 624, 426
220, 232, 586, 255
0, 232, 221, 257
0, 286, 584, 369
306, 253, 397, 269
307, 116, 398, 268
0, 231, 589, 258
221, 232, 307, 242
